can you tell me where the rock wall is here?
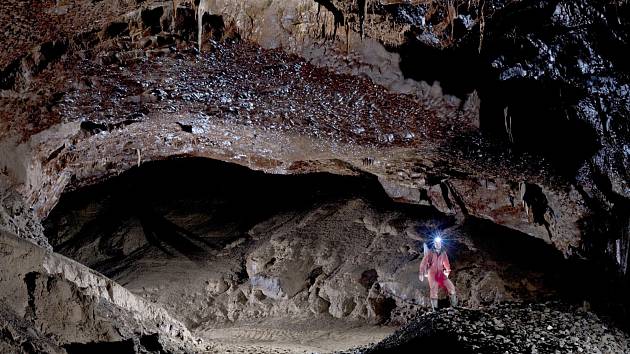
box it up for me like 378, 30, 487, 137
0, 229, 204, 353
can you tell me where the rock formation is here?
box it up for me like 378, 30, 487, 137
1, 0, 629, 352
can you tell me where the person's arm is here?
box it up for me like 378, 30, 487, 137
419, 252, 429, 282
442, 252, 451, 278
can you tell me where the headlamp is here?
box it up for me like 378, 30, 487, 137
433, 230, 443, 242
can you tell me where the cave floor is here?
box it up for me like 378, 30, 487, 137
199, 319, 393, 353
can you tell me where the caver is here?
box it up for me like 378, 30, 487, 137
419, 234, 457, 311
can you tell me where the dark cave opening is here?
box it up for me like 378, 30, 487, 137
392, 34, 601, 176
141, 6, 164, 36
390, 32, 482, 99
478, 79, 601, 175
387, 0, 602, 178
392, 36, 599, 177
39, 156, 630, 346
200, 13, 227, 41
43, 157, 613, 306
45, 157, 392, 240
44, 157, 398, 276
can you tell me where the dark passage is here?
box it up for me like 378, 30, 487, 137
43, 156, 614, 311
44, 157, 395, 275
64, 339, 135, 354
41, 156, 630, 350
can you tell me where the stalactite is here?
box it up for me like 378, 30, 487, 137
358, 0, 367, 39
172, 0, 180, 29
345, 21, 350, 54
314, 0, 344, 41
478, 0, 485, 53
504, 106, 513, 143
197, 0, 212, 51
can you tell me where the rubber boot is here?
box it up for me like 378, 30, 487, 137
450, 293, 458, 307
430, 298, 438, 311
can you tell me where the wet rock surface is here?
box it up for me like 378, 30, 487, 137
390, 0, 630, 281
349, 302, 630, 354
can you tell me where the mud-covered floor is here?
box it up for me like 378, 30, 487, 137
43, 157, 604, 353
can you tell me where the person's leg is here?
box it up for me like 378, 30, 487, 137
428, 275, 439, 311
430, 298, 438, 311
444, 278, 457, 307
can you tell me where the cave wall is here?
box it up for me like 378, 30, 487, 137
166, 0, 630, 280
0, 229, 204, 353
1, 2, 630, 350
0, 0, 629, 285
195, 0, 630, 269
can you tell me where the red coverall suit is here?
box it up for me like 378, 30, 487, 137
419, 247, 457, 308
